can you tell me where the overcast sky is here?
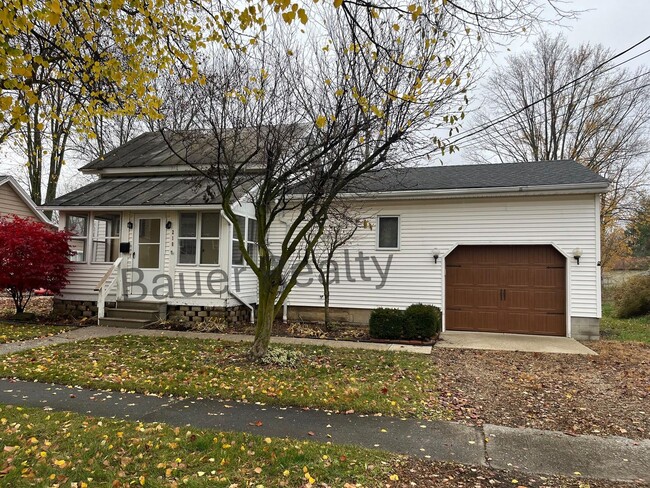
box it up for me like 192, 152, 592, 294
2, 1, 650, 186
442, 0, 650, 165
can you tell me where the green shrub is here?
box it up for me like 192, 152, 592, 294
613, 273, 650, 318
403, 304, 441, 340
369, 308, 404, 339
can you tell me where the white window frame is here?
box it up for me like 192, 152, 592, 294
90, 213, 121, 264
177, 211, 221, 266
232, 215, 258, 267
66, 213, 89, 264
376, 215, 400, 251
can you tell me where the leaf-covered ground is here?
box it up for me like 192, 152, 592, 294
0, 322, 71, 344
0, 296, 54, 319
0, 404, 393, 487
601, 302, 650, 343
434, 340, 650, 440
0, 405, 634, 488
0, 335, 446, 419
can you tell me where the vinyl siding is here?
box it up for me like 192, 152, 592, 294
0, 183, 37, 219
269, 193, 601, 322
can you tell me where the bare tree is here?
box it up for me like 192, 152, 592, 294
308, 204, 361, 330
467, 32, 650, 253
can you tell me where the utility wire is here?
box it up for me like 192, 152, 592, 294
458, 70, 650, 150
443, 34, 650, 148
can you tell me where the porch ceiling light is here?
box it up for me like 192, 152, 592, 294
573, 247, 583, 265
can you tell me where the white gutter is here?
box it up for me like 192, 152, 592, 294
292, 182, 610, 201
222, 214, 255, 324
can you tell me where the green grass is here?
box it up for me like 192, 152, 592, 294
600, 302, 650, 343
0, 322, 71, 344
0, 335, 445, 419
0, 404, 396, 487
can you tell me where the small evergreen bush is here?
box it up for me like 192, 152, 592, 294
403, 303, 442, 340
613, 273, 650, 318
369, 308, 404, 339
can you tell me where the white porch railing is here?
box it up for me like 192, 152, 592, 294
94, 256, 124, 319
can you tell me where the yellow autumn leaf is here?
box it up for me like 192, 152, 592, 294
315, 115, 327, 129
333, 0, 344, 8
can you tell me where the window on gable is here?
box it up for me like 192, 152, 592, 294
377, 216, 399, 249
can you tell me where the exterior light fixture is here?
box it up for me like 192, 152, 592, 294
166, 221, 172, 229
433, 248, 441, 264
127, 221, 134, 230
573, 247, 583, 265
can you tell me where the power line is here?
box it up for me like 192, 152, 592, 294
444, 34, 650, 148
458, 70, 650, 150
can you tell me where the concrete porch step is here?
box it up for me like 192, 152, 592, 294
105, 308, 161, 321
117, 301, 165, 312
98, 317, 154, 329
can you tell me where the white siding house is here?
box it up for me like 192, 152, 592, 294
44, 132, 608, 339
270, 192, 602, 339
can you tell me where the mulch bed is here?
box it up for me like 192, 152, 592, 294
392, 459, 647, 487
432, 340, 650, 440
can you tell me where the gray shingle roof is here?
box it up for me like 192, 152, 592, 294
45, 176, 225, 208
346, 160, 609, 193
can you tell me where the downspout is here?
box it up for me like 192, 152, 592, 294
223, 214, 255, 324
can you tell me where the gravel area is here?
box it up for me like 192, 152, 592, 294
433, 340, 649, 440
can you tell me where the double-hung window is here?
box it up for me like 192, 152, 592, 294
66, 214, 88, 262
178, 212, 220, 265
91, 214, 120, 263
232, 215, 258, 265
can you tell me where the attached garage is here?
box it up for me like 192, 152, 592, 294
445, 245, 566, 336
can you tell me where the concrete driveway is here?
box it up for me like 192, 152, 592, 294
436, 331, 597, 355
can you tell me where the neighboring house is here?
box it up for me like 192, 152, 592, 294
44, 132, 609, 340
0, 174, 51, 225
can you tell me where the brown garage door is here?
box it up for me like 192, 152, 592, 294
445, 245, 566, 336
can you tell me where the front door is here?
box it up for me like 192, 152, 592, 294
131, 215, 165, 299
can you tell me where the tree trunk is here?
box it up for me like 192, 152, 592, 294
323, 285, 331, 331
250, 288, 276, 359
11, 289, 24, 314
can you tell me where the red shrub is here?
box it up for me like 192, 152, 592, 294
0, 215, 72, 314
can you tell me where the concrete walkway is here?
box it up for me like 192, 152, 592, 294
436, 331, 597, 355
0, 326, 432, 356
0, 379, 647, 483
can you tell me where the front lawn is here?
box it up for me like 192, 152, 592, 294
0, 404, 393, 487
0, 335, 445, 419
600, 302, 650, 343
0, 405, 628, 488
0, 322, 72, 344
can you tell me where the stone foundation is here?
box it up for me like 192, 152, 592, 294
53, 298, 107, 318
53, 299, 253, 325
571, 316, 600, 341
167, 304, 253, 325
286, 306, 372, 325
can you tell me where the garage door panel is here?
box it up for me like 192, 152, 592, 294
447, 288, 500, 309
446, 245, 566, 336
532, 290, 565, 313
